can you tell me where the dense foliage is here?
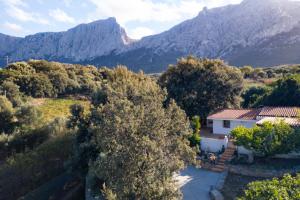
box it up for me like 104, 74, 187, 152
0, 60, 104, 98
231, 122, 300, 157
189, 116, 201, 147
262, 75, 300, 106
238, 174, 300, 200
159, 57, 244, 118
70, 67, 197, 199
0, 126, 74, 199
242, 74, 300, 107
241, 86, 270, 108
240, 65, 300, 79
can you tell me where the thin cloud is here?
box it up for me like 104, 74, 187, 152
3, 22, 23, 33
87, 0, 242, 25
86, 0, 243, 38
49, 9, 75, 23
1, 0, 28, 7
63, 0, 72, 7
3, 0, 49, 25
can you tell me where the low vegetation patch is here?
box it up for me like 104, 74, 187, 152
36, 98, 90, 123
222, 173, 265, 200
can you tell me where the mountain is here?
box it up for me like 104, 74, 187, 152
1, 0, 300, 72
0, 17, 133, 66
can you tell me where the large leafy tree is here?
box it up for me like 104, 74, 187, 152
71, 67, 197, 199
159, 57, 243, 118
239, 174, 300, 200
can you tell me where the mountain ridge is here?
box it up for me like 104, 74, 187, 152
1, 0, 300, 72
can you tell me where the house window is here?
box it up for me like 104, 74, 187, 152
223, 120, 230, 128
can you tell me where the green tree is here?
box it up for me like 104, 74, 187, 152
0, 80, 23, 107
263, 75, 300, 106
15, 105, 42, 130
0, 95, 15, 134
241, 86, 270, 108
159, 57, 243, 118
231, 121, 300, 157
72, 67, 197, 199
238, 174, 300, 200
240, 66, 253, 78
16, 75, 55, 97
189, 116, 201, 147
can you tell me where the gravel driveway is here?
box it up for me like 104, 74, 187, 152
175, 166, 225, 200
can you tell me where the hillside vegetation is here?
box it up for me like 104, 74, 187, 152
0, 59, 299, 199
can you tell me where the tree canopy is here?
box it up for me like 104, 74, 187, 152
71, 66, 197, 199
242, 74, 300, 108
263, 75, 300, 107
159, 57, 244, 118
0, 60, 104, 98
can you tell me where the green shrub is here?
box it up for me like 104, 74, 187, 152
0, 133, 75, 199
238, 174, 300, 200
231, 121, 300, 157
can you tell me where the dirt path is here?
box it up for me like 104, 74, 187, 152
30, 98, 46, 106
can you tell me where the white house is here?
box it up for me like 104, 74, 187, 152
201, 107, 300, 152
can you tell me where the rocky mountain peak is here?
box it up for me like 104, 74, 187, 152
1, 0, 300, 72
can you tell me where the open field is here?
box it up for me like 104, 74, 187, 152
32, 98, 90, 123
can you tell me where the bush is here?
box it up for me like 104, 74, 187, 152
238, 174, 300, 200
0, 95, 15, 134
189, 116, 201, 147
0, 80, 24, 107
241, 86, 270, 108
231, 121, 300, 157
0, 134, 75, 199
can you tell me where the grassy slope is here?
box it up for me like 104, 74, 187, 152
243, 78, 277, 90
34, 98, 90, 123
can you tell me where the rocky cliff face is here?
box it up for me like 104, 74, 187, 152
1, 17, 132, 64
1, 0, 300, 72
110, 0, 300, 71
0, 33, 21, 57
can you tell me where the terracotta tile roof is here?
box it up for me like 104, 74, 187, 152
207, 109, 261, 120
258, 107, 300, 118
256, 117, 300, 127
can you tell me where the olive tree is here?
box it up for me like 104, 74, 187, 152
71, 66, 197, 199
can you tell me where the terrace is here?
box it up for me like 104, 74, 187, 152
200, 127, 226, 139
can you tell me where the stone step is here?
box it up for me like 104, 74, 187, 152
221, 156, 232, 159
219, 159, 228, 163
211, 167, 226, 172
214, 165, 226, 169
222, 153, 233, 156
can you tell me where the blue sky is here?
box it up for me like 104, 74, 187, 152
0, 0, 245, 39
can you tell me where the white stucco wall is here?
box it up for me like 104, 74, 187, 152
201, 138, 227, 152
237, 146, 253, 155
212, 119, 256, 135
